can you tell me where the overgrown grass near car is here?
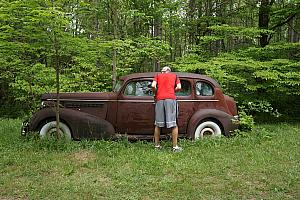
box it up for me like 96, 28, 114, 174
0, 119, 299, 200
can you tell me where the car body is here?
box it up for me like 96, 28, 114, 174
21, 72, 239, 140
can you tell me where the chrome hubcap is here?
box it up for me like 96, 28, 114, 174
200, 127, 214, 137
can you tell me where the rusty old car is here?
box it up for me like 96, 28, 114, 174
21, 72, 239, 140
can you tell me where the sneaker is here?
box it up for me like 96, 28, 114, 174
172, 146, 183, 153
155, 145, 162, 150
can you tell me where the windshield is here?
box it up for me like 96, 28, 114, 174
113, 80, 123, 92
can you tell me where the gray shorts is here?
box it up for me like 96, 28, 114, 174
155, 99, 178, 128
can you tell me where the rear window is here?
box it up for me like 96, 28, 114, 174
196, 82, 214, 96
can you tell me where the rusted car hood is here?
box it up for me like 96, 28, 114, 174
41, 92, 118, 101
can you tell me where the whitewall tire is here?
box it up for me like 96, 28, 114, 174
194, 121, 222, 140
39, 121, 72, 140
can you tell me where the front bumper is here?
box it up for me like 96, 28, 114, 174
21, 120, 29, 136
231, 115, 240, 125
226, 115, 240, 135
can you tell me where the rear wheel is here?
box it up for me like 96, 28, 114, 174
194, 121, 222, 139
39, 121, 72, 140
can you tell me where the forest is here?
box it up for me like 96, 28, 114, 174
0, 0, 299, 122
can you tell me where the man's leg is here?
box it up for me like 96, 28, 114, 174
154, 100, 163, 147
171, 126, 178, 147
171, 126, 182, 152
154, 126, 161, 146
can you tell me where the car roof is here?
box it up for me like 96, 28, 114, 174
119, 72, 221, 88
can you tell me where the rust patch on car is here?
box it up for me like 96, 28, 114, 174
23, 72, 239, 139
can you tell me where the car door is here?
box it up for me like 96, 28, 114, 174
176, 79, 194, 135
116, 79, 155, 135
194, 80, 218, 110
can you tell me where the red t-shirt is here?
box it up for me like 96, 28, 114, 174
154, 73, 180, 101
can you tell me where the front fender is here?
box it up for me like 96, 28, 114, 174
29, 108, 115, 139
186, 109, 237, 138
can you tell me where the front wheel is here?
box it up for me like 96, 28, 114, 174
194, 121, 222, 140
39, 121, 72, 140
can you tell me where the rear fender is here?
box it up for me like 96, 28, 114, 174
186, 109, 235, 138
29, 108, 115, 139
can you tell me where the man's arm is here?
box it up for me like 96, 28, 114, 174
175, 76, 181, 91
152, 80, 157, 93
175, 83, 181, 91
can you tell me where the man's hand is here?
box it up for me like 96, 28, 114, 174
175, 83, 181, 91
152, 81, 157, 93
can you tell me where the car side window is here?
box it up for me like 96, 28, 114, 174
176, 80, 191, 96
124, 80, 153, 96
196, 82, 214, 96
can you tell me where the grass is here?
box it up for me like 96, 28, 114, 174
0, 119, 299, 200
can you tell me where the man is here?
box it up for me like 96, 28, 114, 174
151, 66, 182, 152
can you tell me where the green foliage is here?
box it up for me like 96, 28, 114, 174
1, 119, 299, 199
176, 43, 300, 121
240, 101, 281, 118
200, 25, 274, 42
240, 42, 300, 61
0, 0, 299, 120
237, 111, 255, 131
232, 110, 255, 137
0, 1, 172, 116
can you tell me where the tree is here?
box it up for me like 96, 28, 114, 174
32, 0, 77, 137
1, 0, 299, 121
258, 0, 300, 47
258, 0, 274, 47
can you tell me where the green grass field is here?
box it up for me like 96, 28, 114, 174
0, 119, 299, 200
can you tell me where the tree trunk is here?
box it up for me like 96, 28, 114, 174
187, 0, 196, 46
94, 0, 100, 38
51, 0, 60, 137
112, 47, 117, 88
169, 10, 174, 61
54, 34, 60, 137
258, 0, 274, 47
111, 1, 118, 88
288, 16, 300, 43
152, 1, 161, 71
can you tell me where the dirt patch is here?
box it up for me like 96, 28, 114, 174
71, 150, 96, 163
